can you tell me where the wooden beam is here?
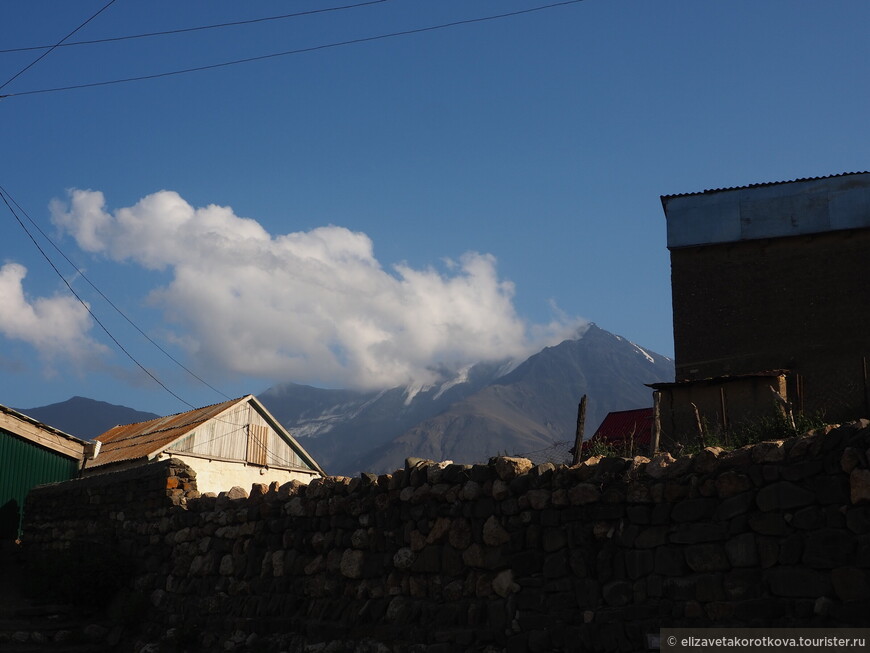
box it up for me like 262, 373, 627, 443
0, 412, 84, 460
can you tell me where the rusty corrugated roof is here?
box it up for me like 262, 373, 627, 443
87, 396, 247, 468
660, 171, 870, 202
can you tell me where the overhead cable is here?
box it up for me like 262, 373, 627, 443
0, 186, 197, 411
0, 187, 232, 401
2, 0, 587, 98
0, 0, 391, 54
0, 0, 118, 92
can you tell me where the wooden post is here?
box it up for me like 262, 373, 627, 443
691, 402, 705, 449
651, 391, 661, 455
719, 387, 729, 447
571, 395, 587, 466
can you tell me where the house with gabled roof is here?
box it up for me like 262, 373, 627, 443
82, 395, 324, 493
0, 404, 88, 540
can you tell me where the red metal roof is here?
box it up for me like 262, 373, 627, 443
88, 396, 248, 468
660, 171, 870, 201
588, 407, 653, 447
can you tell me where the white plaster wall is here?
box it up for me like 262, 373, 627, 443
157, 454, 318, 495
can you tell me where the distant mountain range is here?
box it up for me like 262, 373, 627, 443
13, 396, 159, 440
259, 324, 673, 475
12, 324, 674, 476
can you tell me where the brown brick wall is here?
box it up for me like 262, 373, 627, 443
670, 228, 870, 422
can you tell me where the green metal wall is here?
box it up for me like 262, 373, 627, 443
0, 429, 80, 538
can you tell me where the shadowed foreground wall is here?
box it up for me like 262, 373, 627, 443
23, 419, 870, 652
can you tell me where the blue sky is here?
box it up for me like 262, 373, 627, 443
1, 0, 868, 417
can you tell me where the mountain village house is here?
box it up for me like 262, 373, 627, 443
651, 172, 870, 450
82, 395, 324, 493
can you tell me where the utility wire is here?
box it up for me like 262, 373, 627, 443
0, 0, 391, 54
2, 0, 587, 98
0, 187, 196, 411
0, 0, 118, 92
0, 187, 232, 400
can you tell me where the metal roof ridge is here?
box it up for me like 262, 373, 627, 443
660, 171, 870, 201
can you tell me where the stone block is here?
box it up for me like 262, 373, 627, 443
755, 481, 815, 512
624, 549, 654, 580
802, 528, 855, 568
654, 546, 688, 576
671, 498, 716, 522
715, 471, 753, 498
725, 532, 757, 568
685, 543, 729, 572
765, 566, 832, 598
724, 569, 762, 600
669, 522, 727, 544
832, 566, 870, 601
851, 469, 870, 504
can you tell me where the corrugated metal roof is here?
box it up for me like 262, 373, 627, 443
660, 171, 870, 201
89, 396, 249, 468
589, 408, 653, 447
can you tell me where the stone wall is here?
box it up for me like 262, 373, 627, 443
23, 420, 870, 652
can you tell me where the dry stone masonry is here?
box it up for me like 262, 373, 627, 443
22, 419, 870, 652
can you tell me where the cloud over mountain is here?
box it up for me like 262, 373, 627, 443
50, 189, 584, 389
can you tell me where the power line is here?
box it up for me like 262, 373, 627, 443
0, 0, 391, 54
0, 0, 118, 92
0, 187, 232, 401
0, 186, 197, 411
2, 0, 587, 98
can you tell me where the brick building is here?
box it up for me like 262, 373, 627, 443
657, 172, 870, 441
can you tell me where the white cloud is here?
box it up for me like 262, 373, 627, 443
51, 189, 585, 389
0, 262, 107, 367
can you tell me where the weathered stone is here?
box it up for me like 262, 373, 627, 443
724, 569, 762, 600
217, 554, 234, 576
340, 549, 365, 579
635, 526, 669, 549
751, 440, 786, 463
755, 481, 815, 511
832, 567, 870, 601
492, 479, 511, 500
851, 469, 870, 504
392, 547, 416, 570
748, 512, 791, 536
568, 483, 600, 505
725, 532, 757, 568
602, 580, 632, 607
684, 543, 729, 572
624, 549, 654, 580
492, 456, 533, 481
693, 447, 725, 474
715, 471, 753, 498
426, 517, 452, 544
493, 569, 519, 597
654, 546, 687, 576
526, 489, 551, 510
482, 516, 510, 546
671, 498, 716, 522
766, 566, 831, 598
542, 527, 568, 552
645, 452, 676, 479
802, 529, 855, 568
226, 486, 248, 500
669, 522, 727, 544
